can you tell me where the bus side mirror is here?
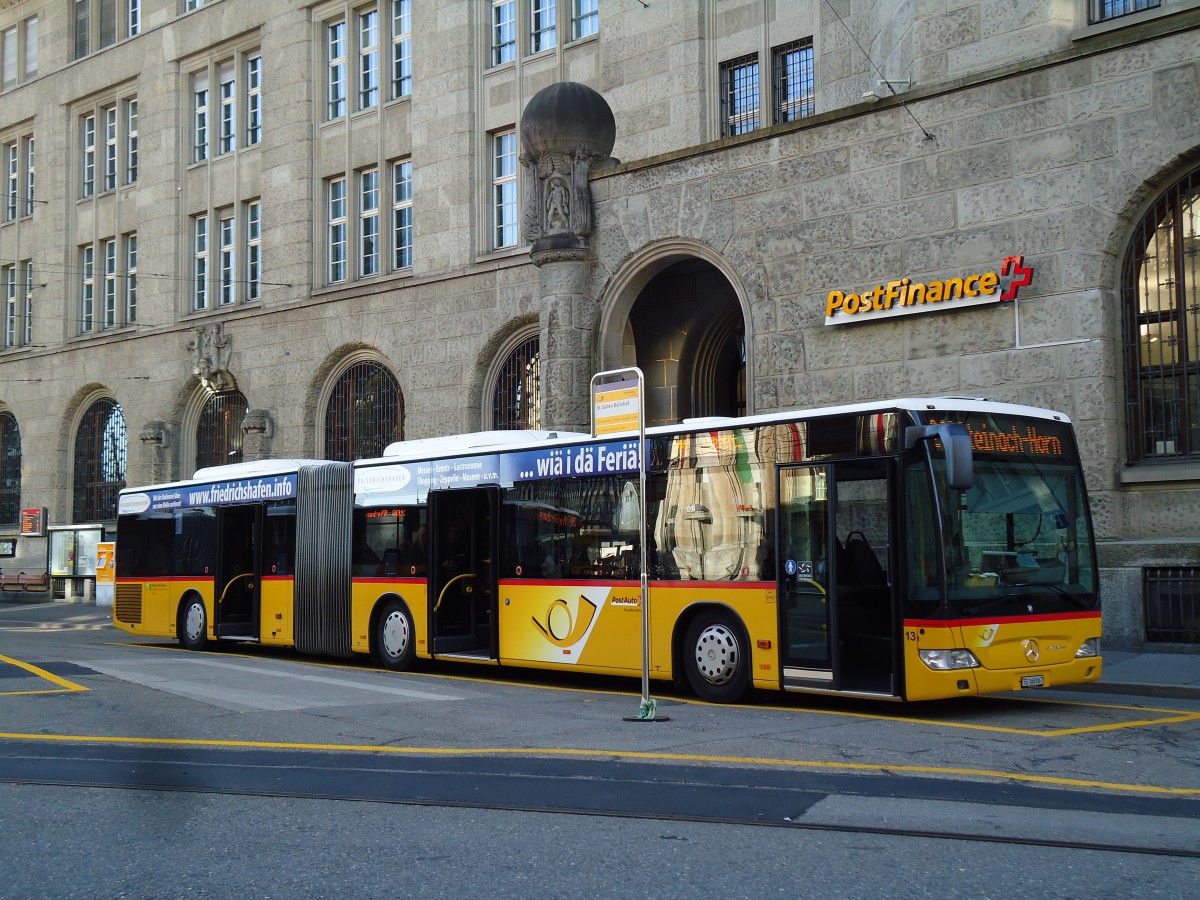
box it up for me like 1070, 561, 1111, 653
905, 423, 974, 491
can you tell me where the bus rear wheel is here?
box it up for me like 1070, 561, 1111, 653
374, 599, 416, 671
179, 596, 209, 651
683, 611, 750, 703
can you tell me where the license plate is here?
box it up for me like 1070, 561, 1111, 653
1021, 675, 1045, 688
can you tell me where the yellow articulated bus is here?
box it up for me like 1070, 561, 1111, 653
113, 397, 1102, 702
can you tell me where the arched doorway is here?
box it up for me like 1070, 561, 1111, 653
614, 257, 747, 427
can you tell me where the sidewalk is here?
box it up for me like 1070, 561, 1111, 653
1073, 649, 1200, 700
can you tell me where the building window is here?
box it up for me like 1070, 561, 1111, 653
1090, 1, 1161, 24
193, 73, 209, 162
193, 214, 209, 310
328, 176, 347, 283
81, 114, 96, 197
1143, 566, 1200, 643
772, 39, 814, 123
72, 397, 126, 523
102, 238, 117, 328
391, 0, 411, 99
80, 245, 95, 333
325, 361, 403, 461
23, 16, 36, 77
22, 260, 31, 344
21, 136, 33, 216
492, 1, 516, 66
246, 55, 262, 145
393, 159, 413, 269
359, 10, 379, 110
360, 168, 380, 276
246, 201, 261, 301
1123, 166, 1200, 461
531, 0, 556, 53
571, 0, 598, 40
219, 210, 235, 304
125, 100, 137, 183
103, 106, 118, 191
493, 129, 519, 249
492, 332, 540, 429
74, 1, 137, 61
4, 142, 15, 221
720, 54, 760, 137
125, 235, 137, 323
327, 20, 347, 119
2, 28, 15, 91
196, 390, 247, 470
218, 65, 236, 155
2, 266, 14, 346
0, 411, 19, 525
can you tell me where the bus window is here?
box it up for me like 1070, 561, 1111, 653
174, 509, 215, 577
353, 506, 426, 576
263, 503, 296, 576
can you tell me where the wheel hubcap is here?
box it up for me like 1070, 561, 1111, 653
382, 610, 410, 659
694, 623, 738, 685
185, 603, 205, 642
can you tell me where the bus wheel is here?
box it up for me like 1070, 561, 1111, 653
179, 597, 209, 651
374, 599, 415, 671
683, 612, 749, 703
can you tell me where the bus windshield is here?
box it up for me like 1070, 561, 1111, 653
911, 412, 1099, 618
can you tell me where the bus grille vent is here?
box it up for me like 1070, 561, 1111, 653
114, 583, 143, 624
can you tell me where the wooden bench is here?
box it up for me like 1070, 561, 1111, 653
0, 570, 50, 592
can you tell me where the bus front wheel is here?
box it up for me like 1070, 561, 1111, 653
374, 599, 416, 671
683, 611, 750, 703
179, 597, 209, 651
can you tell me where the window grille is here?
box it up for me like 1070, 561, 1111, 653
1144, 567, 1200, 643
720, 55, 759, 137
1090, 0, 1160, 24
325, 362, 403, 461
196, 390, 247, 471
1122, 167, 1200, 461
492, 334, 540, 430
0, 411, 20, 526
72, 398, 126, 523
773, 39, 814, 124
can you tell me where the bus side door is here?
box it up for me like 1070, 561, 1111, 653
428, 487, 499, 658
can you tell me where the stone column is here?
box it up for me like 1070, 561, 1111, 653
519, 83, 616, 433
138, 421, 178, 485
241, 408, 276, 462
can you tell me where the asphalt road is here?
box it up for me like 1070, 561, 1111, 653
2, 601, 1198, 898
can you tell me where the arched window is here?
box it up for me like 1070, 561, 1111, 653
72, 398, 126, 523
196, 390, 248, 470
325, 360, 403, 460
491, 332, 540, 430
1123, 167, 1200, 461
0, 411, 20, 526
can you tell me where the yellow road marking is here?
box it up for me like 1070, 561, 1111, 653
0, 729, 1197, 797
0, 653, 88, 695
109, 640, 1200, 736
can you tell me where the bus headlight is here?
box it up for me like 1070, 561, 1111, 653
1075, 638, 1100, 658
918, 649, 980, 670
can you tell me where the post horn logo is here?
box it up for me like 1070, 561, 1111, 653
532, 595, 598, 648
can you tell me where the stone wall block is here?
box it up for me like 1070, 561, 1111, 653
711, 165, 774, 203
614, 195, 651, 255
1066, 74, 1153, 124
953, 95, 1066, 145
904, 221, 1016, 272
757, 214, 851, 260
902, 142, 1011, 197
958, 167, 1087, 226
646, 185, 683, 241
914, 5, 980, 58
678, 180, 713, 241
777, 146, 850, 187
1152, 63, 1200, 143
852, 193, 957, 245
805, 167, 901, 219
806, 244, 907, 296
1013, 120, 1117, 174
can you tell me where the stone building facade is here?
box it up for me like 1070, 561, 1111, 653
1, 1, 1198, 649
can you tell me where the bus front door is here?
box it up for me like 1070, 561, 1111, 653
429, 487, 499, 658
214, 504, 261, 640
778, 461, 896, 696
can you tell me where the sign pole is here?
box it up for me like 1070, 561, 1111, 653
590, 367, 667, 723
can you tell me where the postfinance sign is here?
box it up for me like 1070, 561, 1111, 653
824, 255, 1033, 326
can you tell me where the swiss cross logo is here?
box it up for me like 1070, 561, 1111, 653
999, 255, 1033, 302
